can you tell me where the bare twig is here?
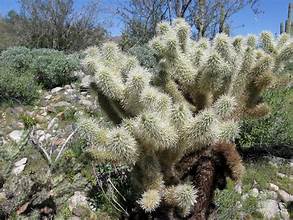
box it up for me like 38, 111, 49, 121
54, 129, 78, 162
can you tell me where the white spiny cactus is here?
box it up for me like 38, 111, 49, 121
79, 18, 292, 215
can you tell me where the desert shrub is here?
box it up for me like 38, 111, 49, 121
238, 87, 293, 148
0, 47, 33, 71
128, 44, 157, 72
30, 49, 80, 88
0, 66, 40, 104
0, 47, 80, 90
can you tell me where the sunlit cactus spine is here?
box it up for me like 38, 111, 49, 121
79, 19, 292, 216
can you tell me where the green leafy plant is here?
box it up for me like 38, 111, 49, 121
20, 114, 37, 129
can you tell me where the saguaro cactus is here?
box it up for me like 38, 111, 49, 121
80, 19, 292, 219
281, 2, 293, 36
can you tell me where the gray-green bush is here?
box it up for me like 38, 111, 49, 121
0, 67, 40, 104
238, 87, 293, 148
0, 47, 80, 89
30, 49, 80, 88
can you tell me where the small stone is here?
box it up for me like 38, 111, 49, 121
48, 117, 59, 130
80, 75, 93, 90
52, 101, 71, 108
250, 188, 259, 197
51, 87, 63, 94
73, 70, 85, 79
45, 94, 52, 100
8, 130, 24, 143
269, 183, 279, 191
79, 99, 93, 108
277, 190, 293, 203
14, 158, 27, 167
68, 191, 88, 212
279, 202, 290, 220
64, 85, 72, 89
12, 164, 26, 175
277, 173, 286, 178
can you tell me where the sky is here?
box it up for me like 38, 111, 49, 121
0, 0, 292, 36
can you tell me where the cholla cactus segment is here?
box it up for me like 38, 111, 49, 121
163, 184, 197, 215
95, 65, 125, 100
217, 120, 240, 142
101, 42, 120, 63
174, 184, 197, 209
275, 42, 293, 68
213, 33, 234, 63
82, 56, 99, 75
138, 112, 178, 150
107, 127, 138, 164
83, 46, 100, 57
77, 117, 109, 146
232, 37, 244, 53
171, 103, 193, 129
138, 189, 161, 212
213, 95, 237, 119
260, 31, 276, 54
277, 33, 290, 48
174, 18, 191, 51
140, 87, 172, 114
247, 35, 257, 48
156, 21, 171, 35
183, 109, 217, 147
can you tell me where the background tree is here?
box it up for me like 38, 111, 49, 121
0, 0, 107, 51
118, 0, 261, 49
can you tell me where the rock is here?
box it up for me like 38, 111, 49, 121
12, 158, 27, 175
277, 173, 286, 178
52, 101, 71, 108
277, 190, 293, 203
51, 87, 63, 94
64, 85, 72, 90
8, 130, 24, 143
250, 188, 259, 197
14, 158, 27, 167
48, 117, 59, 130
279, 202, 290, 220
259, 199, 279, 219
234, 182, 242, 194
80, 75, 92, 90
65, 89, 75, 95
79, 99, 93, 108
269, 183, 279, 191
39, 134, 52, 143
45, 94, 52, 100
68, 191, 88, 212
74, 70, 85, 79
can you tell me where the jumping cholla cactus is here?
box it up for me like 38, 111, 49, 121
79, 19, 293, 218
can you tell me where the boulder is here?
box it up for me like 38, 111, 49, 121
51, 87, 63, 94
